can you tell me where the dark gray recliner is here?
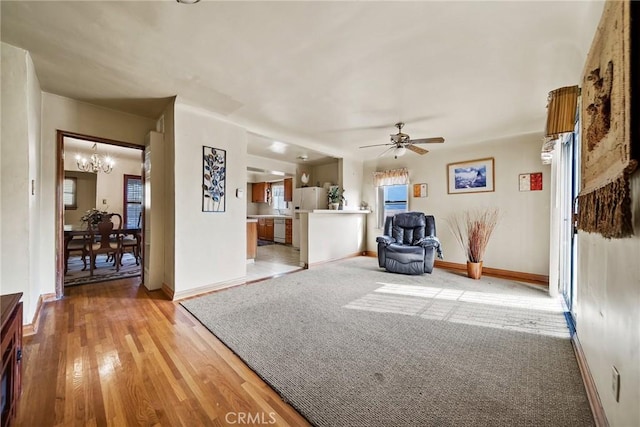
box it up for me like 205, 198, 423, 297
376, 212, 442, 275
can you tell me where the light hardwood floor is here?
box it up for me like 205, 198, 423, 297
16, 278, 310, 426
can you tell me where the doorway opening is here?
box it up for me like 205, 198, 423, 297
558, 125, 580, 326
56, 131, 144, 298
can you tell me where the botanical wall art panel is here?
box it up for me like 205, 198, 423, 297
202, 146, 226, 212
447, 157, 495, 194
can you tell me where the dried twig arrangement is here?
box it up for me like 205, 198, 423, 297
446, 208, 500, 263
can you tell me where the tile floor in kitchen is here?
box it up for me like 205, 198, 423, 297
246, 243, 302, 282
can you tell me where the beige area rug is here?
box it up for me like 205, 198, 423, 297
64, 253, 141, 286
182, 257, 593, 427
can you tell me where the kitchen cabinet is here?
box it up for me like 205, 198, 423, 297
265, 218, 274, 241
284, 178, 293, 202
285, 218, 292, 244
257, 218, 274, 241
247, 221, 257, 260
251, 182, 270, 203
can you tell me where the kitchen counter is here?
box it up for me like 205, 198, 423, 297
247, 214, 292, 219
295, 209, 371, 214
297, 210, 369, 267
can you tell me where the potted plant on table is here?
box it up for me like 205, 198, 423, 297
81, 208, 108, 229
327, 186, 345, 210
445, 208, 500, 279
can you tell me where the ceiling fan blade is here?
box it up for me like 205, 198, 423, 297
409, 137, 445, 144
377, 146, 396, 158
359, 143, 394, 149
407, 144, 429, 155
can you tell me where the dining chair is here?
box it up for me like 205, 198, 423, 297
64, 234, 89, 274
105, 213, 125, 266
86, 216, 122, 276
119, 211, 141, 266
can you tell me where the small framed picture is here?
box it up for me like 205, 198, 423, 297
413, 183, 428, 198
519, 172, 543, 191
447, 157, 495, 194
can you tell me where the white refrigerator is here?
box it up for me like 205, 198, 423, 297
292, 187, 328, 248
293, 187, 328, 211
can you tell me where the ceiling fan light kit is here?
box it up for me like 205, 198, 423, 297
394, 146, 407, 158
359, 122, 444, 158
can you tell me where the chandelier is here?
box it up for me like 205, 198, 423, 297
76, 143, 114, 174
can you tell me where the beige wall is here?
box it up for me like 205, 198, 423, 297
172, 100, 247, 297
310, 161, 339, 188
363, 132, 551, 275
63, 171, 97, 226
161, 100, 176, 290
340, 156, 364, 210
577, 171, 640, 426
0, 43, 42, 321
144, 130, 165, 291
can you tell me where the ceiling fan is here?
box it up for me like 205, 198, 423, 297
359, 122, 444, 158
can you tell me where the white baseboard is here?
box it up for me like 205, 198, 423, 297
172, 277, 247, 301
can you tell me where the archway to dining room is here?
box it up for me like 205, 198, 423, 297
55, 130, 145, 298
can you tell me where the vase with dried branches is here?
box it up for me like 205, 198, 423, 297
446, 208, 500, 279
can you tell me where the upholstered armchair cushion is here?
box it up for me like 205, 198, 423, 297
377, 212, 442, 275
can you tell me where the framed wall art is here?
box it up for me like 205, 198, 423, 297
447, 157, 495, 194
519, 172, 543, 191
413, 183, 428, 198
202, 146, 226, 212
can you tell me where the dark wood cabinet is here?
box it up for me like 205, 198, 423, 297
265, 218, 274, 241
257, 218, 274, 241
246, 221, 257, 260
251, 182, 270, 203
1, 293, 23, 427
284, 178, 293, 202
285, 218, 292, 244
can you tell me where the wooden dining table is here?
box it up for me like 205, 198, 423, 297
64, 225, 142, 275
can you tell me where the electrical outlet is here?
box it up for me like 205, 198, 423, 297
102, 199, 107, 205
611, 366, 620, 402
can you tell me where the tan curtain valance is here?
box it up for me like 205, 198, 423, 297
545, 85, 580, 138
372, 168, 409, 186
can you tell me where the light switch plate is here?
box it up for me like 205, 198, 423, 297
611, 366, 620, 402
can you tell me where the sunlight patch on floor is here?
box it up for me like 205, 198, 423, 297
374, 282, 563, 312
345, 283, 569, 338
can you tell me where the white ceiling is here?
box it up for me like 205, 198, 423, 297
1, 1, 604, 161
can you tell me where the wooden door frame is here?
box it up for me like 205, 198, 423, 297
55, 130, 145, 298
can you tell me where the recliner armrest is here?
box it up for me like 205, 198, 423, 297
413, 236, 444, 259
376, 235, 396, 245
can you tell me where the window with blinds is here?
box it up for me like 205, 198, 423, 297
271, 183, 285, 210
123, 175, 142, 228
64, 177, 77, 209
